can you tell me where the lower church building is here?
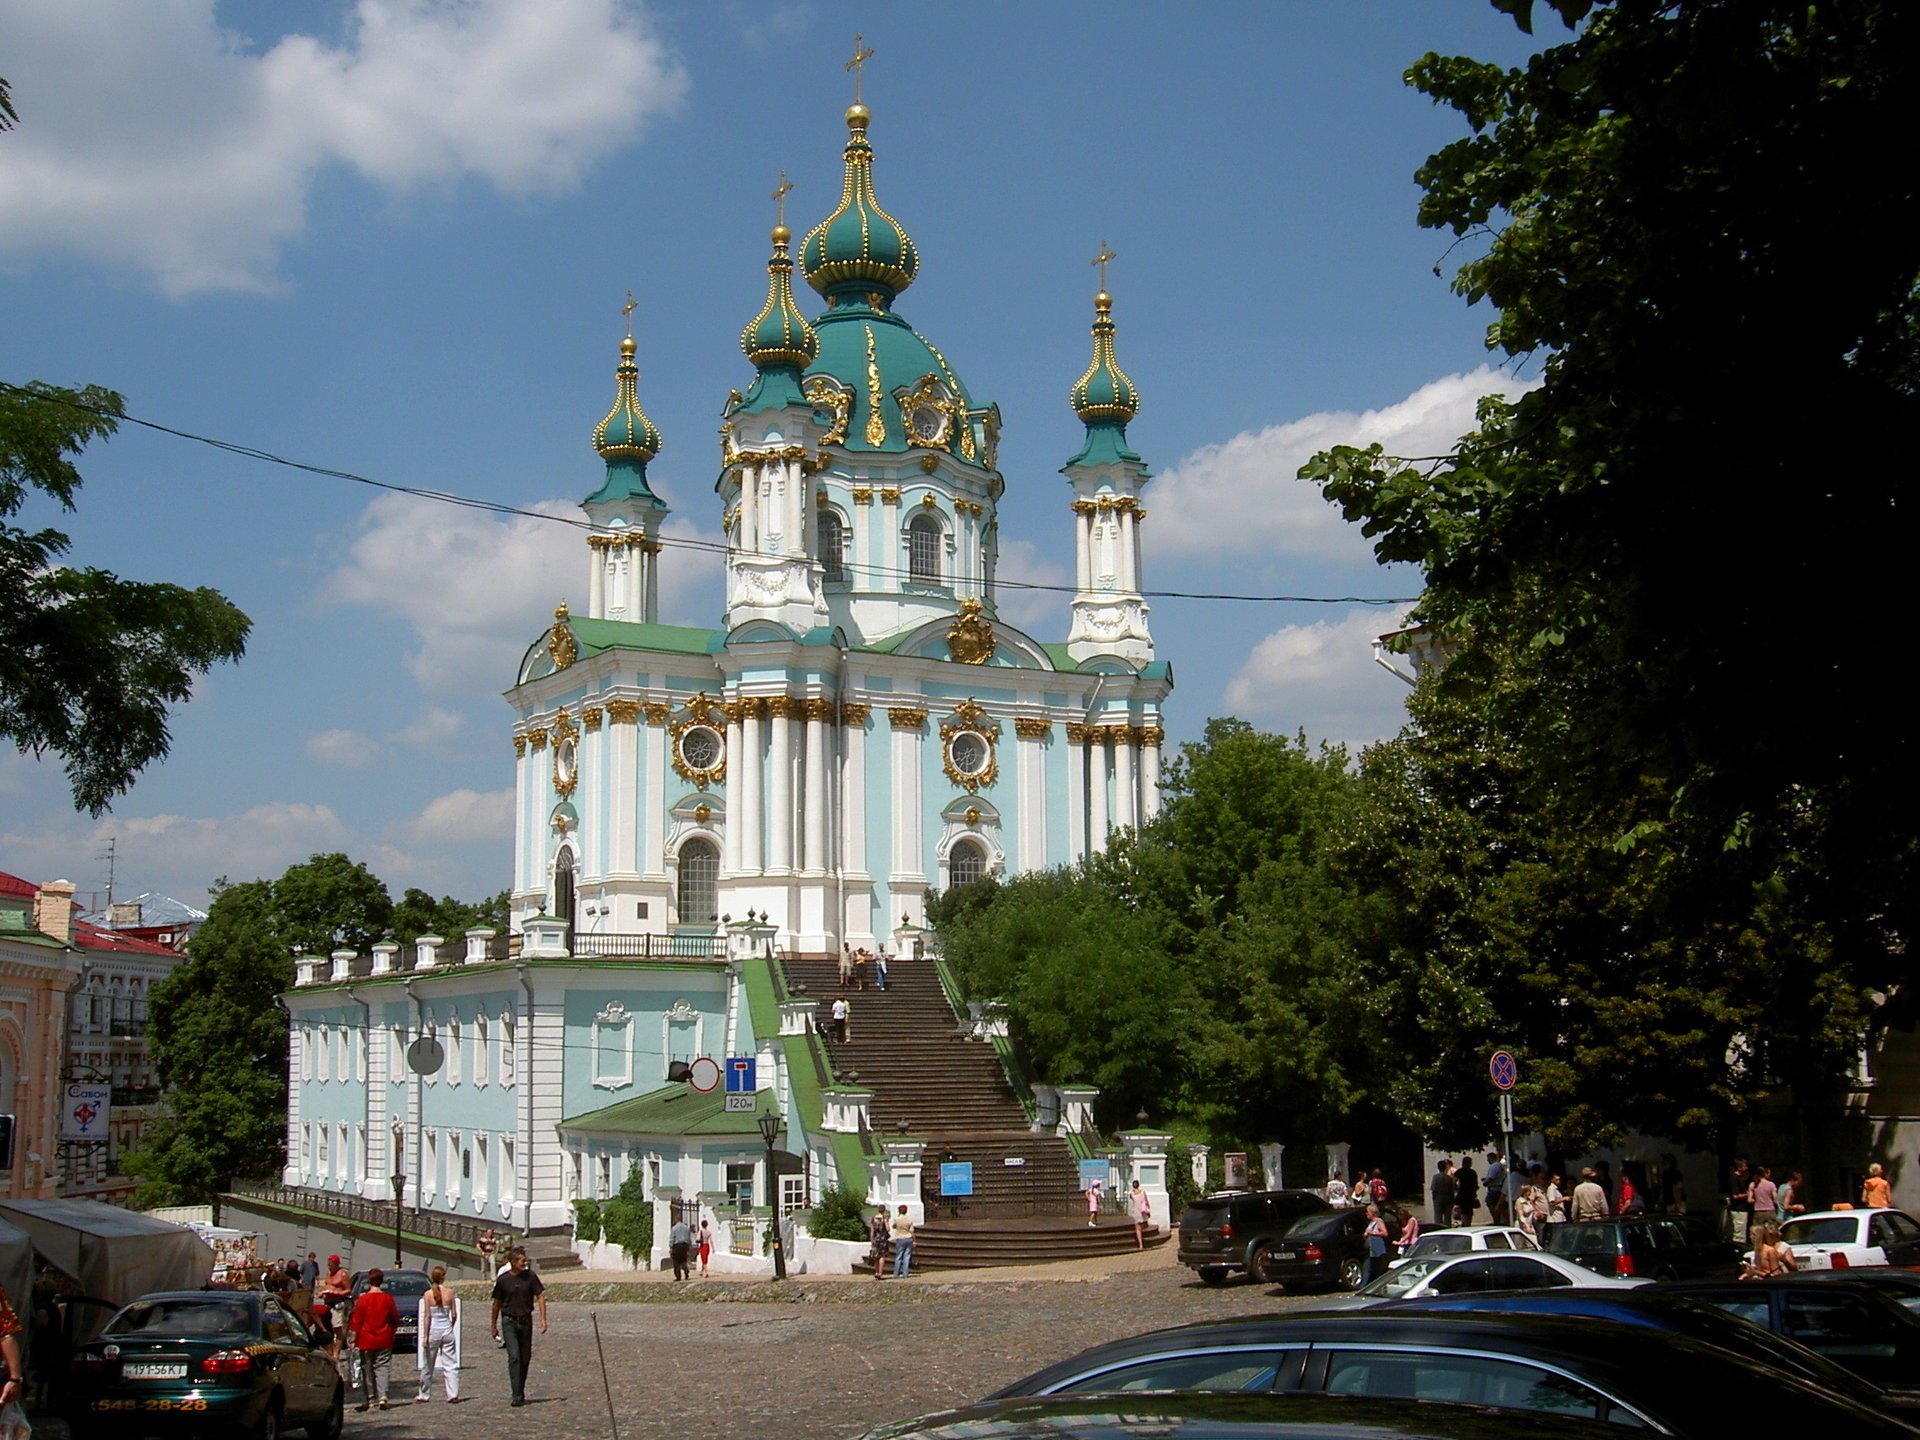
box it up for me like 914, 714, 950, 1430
280, 75, 1175, 1269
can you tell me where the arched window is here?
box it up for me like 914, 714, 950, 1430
820, 511, 848, 584
553, 847, 576, 940
908, 513, 943, 583
677, 838, 719, 925
950, 839, 988, 889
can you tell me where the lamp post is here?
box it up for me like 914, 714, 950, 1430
756, 1110, 787, 1281
391, 1172, 405, 1266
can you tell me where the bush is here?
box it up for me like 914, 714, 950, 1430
572, 1197, 603, 1244
601, 1171, 654, 1263
805, 1182, 870, 1242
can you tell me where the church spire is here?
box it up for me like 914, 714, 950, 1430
588, 299, 664, 503
738, 175, 820, 412
800, 38, 919, 308
584, 301, 669, 623
1067, 250, 1142, 467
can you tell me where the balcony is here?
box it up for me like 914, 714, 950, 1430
570, 931, 726, 960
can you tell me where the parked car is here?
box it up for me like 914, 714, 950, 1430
979, 1311, 1913, 1434
1388, 1224, 1537, 1269
348, 1268, 431, 1353
1175, 1189, 1332, 1287
65, 1289, 344, 1439
1661, 1276, 1920, 1400
1769, 1209, 1920, 1271
860, 1392, 1639, 1439
1545, 1212, 1740, 1279
1782, 1265, 1920, 1315
1332, 1249, 1644, 1304
1375, 1286, 1915, 1416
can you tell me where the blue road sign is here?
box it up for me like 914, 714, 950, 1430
940, 1162, 974, 1197
725, 1056, 757, 1093
1489, 1050, 1518, 1092
1077, 1158, 1109, 1190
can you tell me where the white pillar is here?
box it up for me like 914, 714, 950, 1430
768, 698, 794, 875
1120, 508, 1139, 592
1074, 506, 1092, 591
724, 707, 745, 875
1088, 730, 1111, 847
642, 537, 660, 623
843, 704, 869, 879
1141, 731, 1163, 821
741, 702, 764, 874
1017, 723, 1047, 875
1066, 727, 1087, 864
1113, 728, 1137, 832
890, 710, 922, 879
641, 705, 665, 879
803, 704, 829, 874
588, 541, 606, 619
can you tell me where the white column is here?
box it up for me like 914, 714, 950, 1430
1065, 728, 1087, 864
588, 542, 606, 618
769, 698, 794, 874
1017, 724, 1047, 875
641, 706, 665, 878
724, 707, 745, 874
740, 467, 758, 553
1120, 509, 1139, 592
1088, 731, 1111, 847
804, 704, 829, 873
740, 702, 764, 874
1113, 727, 1137, 832
844, 705, 869, 877
1142, 731, 1163, 821
641, 537, 659, 623
890, 712, 922, 879
1074, 507, 1091, 591
787, 463, 805, 557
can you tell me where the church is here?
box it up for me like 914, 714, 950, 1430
277, 63, 1176, 1268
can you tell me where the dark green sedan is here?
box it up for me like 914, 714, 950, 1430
65, 1290, 343, 1439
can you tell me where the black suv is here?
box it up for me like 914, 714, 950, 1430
1176, 1189, 1331, 1286
1546, 1214, 1739, 1281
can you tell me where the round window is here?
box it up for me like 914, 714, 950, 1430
679, 724, 723, 771
948, 731, 990, 777
554, 736, 577, 790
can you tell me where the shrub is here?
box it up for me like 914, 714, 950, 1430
805, 1182, 870, 1242
601, 1171, 654, 1263
572, 1197, 603, 1244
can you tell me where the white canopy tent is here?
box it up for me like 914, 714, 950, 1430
0, 1199, 212, 1338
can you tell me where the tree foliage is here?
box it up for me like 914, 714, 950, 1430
390, 887, 510, 952
1302, 0, 1918, 1147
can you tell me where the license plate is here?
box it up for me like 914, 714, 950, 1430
124, 1362, 187, 1379
1275, 1250, 1300, 1262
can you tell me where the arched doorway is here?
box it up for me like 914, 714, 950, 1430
553, 847, 577, 945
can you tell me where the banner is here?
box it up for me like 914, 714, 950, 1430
61, 1084, 112, 1142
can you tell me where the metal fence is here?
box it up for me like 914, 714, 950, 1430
228, 1180, 501, 1251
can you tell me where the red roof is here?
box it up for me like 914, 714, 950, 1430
0, 868, 183, 955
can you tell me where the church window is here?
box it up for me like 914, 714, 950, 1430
951, 839, 989, 889
821, 511, 848, 583
948, 731, 990, 778
553, 847, 577, 939
476, 1013, 489, 1085
726, 1160, 756, 1212
597, 1154, 612, 1200
908, 513, 943, 583
679, 724, 723, 772
677, 838, 720, 925
502, 1137, 516, 1202
501, 1011, 517, 1087
449, 1017, 463, 1084
593, 999, 635, 1090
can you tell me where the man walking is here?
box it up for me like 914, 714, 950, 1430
669, 1213, 693, 1281
300, 1252, 320, 1293
1430, 1159, 1456, 1228
490, 1247, 547, 1408
1572, 1167, 1610, 1221
1453, 1157, 1479, 1227
1483, 1152, 1509, 1224
346, 1268, 400, 1412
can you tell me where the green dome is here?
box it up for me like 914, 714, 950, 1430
808, 304, 981, 456
594, 336, 662, 462
1070, 290, 1140, 424
741, 225, 819, 370
800, 106, 919, 305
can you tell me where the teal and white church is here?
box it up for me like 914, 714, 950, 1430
281, 87, 1174, 1264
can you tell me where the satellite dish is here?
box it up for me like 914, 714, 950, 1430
406, 1036, 445, 1075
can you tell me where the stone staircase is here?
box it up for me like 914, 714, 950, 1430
781, 954, 1166, 1269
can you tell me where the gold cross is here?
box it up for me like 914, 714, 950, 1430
772, 170, 792, 228
621, 290, 637, 338
846, 33, 874, 104
1092, 241, 1117, 292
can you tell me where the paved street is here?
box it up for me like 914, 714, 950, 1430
325, 1251, 1294, 1440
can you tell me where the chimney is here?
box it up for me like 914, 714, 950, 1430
34, 879, 77, 945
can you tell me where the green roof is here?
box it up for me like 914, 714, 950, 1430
563, 1082, 773, 1136
0, 906, 67, 948
566, 617, 724, 657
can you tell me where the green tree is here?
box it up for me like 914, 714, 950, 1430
1305, 0, 1919, 1146
1, 381, 251, 814
269, 853, 393, 956
390, 887, 510, 951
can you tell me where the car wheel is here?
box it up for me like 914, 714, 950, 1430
1197, 1266, 1230, 1287
1248, 1245, 1276, 1285
255, 1397, 283, 1440
1337, 1257, 1366, 1291
305, 1388, 343, 1440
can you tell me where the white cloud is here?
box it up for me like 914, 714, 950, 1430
112, 802, 351, 889
412, 787, 514, 841
995, 537, 1070, 632
324, 493, 723, 692
1222, 606, 1416, 752
0, 0, 687, 296
1152, 368, 1536, 563
307, 728, 382, 768
392, 706, 464, 749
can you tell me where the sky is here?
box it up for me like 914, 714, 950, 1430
0, 1, 1546, 913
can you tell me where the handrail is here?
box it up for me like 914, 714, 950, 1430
227, 1180, 507, 1251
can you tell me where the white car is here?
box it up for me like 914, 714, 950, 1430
1760, 1208, 1920, 1271
1388, 1225, 1539, 1269
1314, 1249, 1648, 1308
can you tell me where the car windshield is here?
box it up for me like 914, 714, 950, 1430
1355, 1256, 1451, 1299
1783, 1218, 1859, 1246
384, 1275, 431, 1297
1412, 1234, 1472, 1256
1547, 1223, 1616, 1252
108, 1299, 253, 1338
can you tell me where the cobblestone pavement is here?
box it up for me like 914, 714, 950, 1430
35, 1251, 1326, 1440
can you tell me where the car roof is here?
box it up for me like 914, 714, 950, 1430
124, 1291, 261, 1305
1788, 1209, 1907, 1223
1781, 1268, 1920, 1289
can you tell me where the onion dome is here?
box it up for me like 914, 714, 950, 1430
800, 105, 919, 306
587, 332, 662, 506
1070, 290, 1140, 425
741, 223, 819, 370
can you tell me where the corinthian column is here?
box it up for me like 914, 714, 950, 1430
768, 696, 794, 875
740, 701, 764, 874
1088, 730, 1111, 847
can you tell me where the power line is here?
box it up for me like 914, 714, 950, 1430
2, 379, 1419, 607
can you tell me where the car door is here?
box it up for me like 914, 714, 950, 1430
1872, 1212, 1920, 1268
1781, 1290, 1902, 1388
1424, 1257, 1497, 1296
1484, 1231, 1513, 1251
1311, 1346, 1635, 1422
261, 1299, 320, 1422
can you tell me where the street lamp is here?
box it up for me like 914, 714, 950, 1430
756, 1110, 787, 1281
390, 1172, 405, 1266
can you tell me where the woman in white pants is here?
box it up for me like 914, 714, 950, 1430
414, 1265, 461, 1403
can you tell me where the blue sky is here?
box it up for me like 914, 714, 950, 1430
0, 1, 1543, 911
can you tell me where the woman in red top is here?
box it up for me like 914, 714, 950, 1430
347, 1270, 401, 1411
0, 1281, 26, 1419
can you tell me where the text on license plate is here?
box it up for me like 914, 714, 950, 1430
124, 1362, 187, 1379
1276, 1250, 1301, 1262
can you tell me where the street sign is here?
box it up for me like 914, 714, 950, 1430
723, 1094, 758, 1112
725, 1056, 757, 1093
1497, 1093, 1515, 1134
1489, 1050, 1518, 1092
60, 1084, 111, 1141
686, 1056, 722, 1092
940, 1162, 974, 1197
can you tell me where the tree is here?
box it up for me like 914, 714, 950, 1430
1304, 0, 1920, 1146
269, 853, 393, 956
390, 887, 510, 952
1, 381, 251, 813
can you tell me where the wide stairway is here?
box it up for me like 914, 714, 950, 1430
781, 955, 1166, 1269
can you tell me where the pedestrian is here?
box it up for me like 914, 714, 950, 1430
1483, 1152, 1509, 1224
1618, 1169, 1646, 1216
669, 1214, 693, 1281
1572, 1167, 1610, 1221
1085, 1176, 1104, 1226
1743, 1221, 1797, 1278
300, 1251, 320, 1292
1127, 1179, 1152, 1250
832, 993, 850, 1044
476, 1227, 498, 1271
1369, 1170, 1389, 1208
415, 1265, 460, 1404
1363, 1204, 1391, 1284
874, 950, 889, 991
307, 1299, 338, 1373
1863, 1162, 1893, 1209
868, 1206, 892, 1279
1, 1277, 27, 1425
1729, 1156, 1753, 1244
318, 1254, 353, 1386
1547, 1173, 1569, 1222
347, 1267, 399, 1412
1453, 1158, 1479, 1226
1749, 1164, 1778, 1226
890, 1205, 916, 1277
696, 1219, 713, 1277
853, 949, 868, 990
838, 944, 853, 986
1430, 1159, 1455, 1229
1780, 1170, 1807, 1216
489, 1246, 547, 1408
1325, 1170, 1349, 1207
1397, 1206, 1421, 1252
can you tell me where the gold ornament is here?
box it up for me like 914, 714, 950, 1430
583, 707, 604, 731
1014, 717, 1052, 740
947, 597, 996, 665
605, 700, 642, 724
551, 711, 579, 799
547, 603, 577, 671
887, 707, 928, 730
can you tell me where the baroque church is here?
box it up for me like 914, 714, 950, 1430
277, 67, 1177, 1265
